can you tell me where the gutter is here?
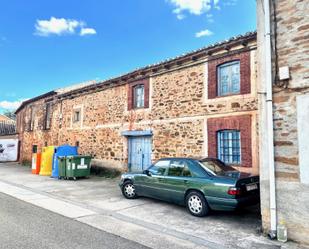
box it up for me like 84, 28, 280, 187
264, 0, 277, 239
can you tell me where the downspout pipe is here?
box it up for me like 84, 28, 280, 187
264, 0, 277, 239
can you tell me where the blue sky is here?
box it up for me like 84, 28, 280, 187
0, 0, 256, 113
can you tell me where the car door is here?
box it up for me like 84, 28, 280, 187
159, 159, 192, 204
135, 160, 169, 199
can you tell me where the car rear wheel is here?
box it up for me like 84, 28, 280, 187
186, 191, 209, 217
122, 181, 137, 199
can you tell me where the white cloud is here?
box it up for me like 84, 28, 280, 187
176, 13, 186, 20
169, 0, 212, 16
195, 29, 214, 38
0, 100, 25, 110
206, 13, 214, 23
223, 0, 238, 6
168, 0, 238, 19
34, 17, 96, 37
80, 27, 97, 36
214, 0, 220, 9
35, 17, 80, 36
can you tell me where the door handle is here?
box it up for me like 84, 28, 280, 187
158, 178, 164, 182
184, 180, 188, 184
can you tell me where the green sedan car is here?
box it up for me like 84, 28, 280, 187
119, 157, 260, 217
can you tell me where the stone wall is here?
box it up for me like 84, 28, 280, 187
257, 0, 309, 244
16, 41, 259, 175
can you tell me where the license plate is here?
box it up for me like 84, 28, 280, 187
246, 183, 257, 191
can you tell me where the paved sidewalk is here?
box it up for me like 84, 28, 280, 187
0, 163, 306, 249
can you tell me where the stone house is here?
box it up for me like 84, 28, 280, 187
15, 32, 258, 175
0, 114, 14, 122
0, 115, 16, 139
257, 0, 309, 244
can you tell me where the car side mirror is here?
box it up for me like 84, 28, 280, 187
144, 170, 152, 177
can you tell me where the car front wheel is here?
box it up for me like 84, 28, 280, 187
122, 181, 138, 199
186, 191, 209, 217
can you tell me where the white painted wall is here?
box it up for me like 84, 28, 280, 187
297, 94, 309, 184
0, 139, 19, 162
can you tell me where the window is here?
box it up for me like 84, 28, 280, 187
218, 61, 240, 96
128, 79, 149, 110
182, 165, 192, 177
73, 110, 80, 123
168, 160, 185, 177
217, 130, 241, 164
188, 160, 209, 177
29, 106, 35, 131
133, 84, 144, 108
148, 160, 169, 176
44, 103, 52, 130
199, 159, 237, 176
167, 160, 192, 177
72, 106, 83, 126
32, 145, 38, 153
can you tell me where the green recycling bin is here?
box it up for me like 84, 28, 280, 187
66, 155, 92, 179
58, 156, 67, 179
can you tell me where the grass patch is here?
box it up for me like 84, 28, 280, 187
90, 165, 121, 179
21, 159, 31, 167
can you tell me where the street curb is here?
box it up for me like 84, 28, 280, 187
0, 179, 227, 249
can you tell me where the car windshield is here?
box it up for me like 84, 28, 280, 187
198, 159, 237, 176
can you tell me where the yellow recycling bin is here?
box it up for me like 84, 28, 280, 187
39, 146, 55, 176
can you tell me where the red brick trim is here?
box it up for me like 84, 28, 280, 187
128, 78, 150, 110
207, 115, 252, 167
208, 51, 251, 99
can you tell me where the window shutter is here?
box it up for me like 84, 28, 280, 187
144, 80, 150, 108
128, 85, 133, 110
208, 51, 251, 99
127, 78, 150, 110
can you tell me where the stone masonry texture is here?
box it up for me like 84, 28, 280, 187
257, 0, 309, 244
16, 36, 259, 176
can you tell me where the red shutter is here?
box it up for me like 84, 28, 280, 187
127, 85, 133, 111
144, 79, 150, 108
208, 51, 251, 99
207, 115, 252, 167
127, 78, 150, 110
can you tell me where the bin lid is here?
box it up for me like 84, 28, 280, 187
66, 155, 92, 159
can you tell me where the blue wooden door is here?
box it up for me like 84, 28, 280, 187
128, 136, 152, 172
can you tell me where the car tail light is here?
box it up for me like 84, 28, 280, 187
228, 187, 242, 196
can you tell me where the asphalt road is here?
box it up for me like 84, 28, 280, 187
0, 193, 148, 249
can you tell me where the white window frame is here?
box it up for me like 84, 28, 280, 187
71, 105, 84, 128
73, 110, 81, 123
217, 130, 241, 165
217, 61, 240, 96
133, 84, 145, 109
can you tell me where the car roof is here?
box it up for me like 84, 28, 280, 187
159, 157, 219, 161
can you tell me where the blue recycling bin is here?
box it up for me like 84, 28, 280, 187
52, 145, 78, 178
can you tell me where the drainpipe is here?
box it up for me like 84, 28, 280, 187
264, 0, 277, 239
